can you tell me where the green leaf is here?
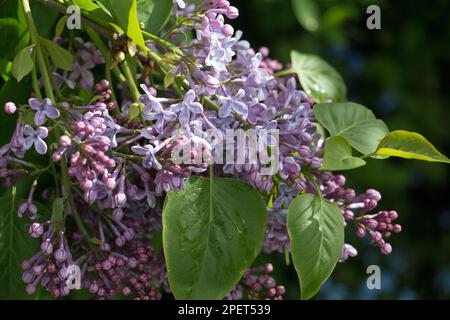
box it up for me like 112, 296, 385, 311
321, 136, 366, 171
291, 0, 320, 32
137, 0, 172, 34
0, 188, 49, 299
55, 15, 69, 37
375, 130, 450, 164
287, 193, 344, 300
163, 176, 267, 300
51, 198, 66, 235
290, 50, 346, 103
40, 38, 74, 71
0, 0, 29, 60
99, 0, 146, 49
12, 45, 34, 82
314, 102, 389, 155
71, 0, 117, 26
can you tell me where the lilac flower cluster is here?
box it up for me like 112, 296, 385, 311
226, 263, 285, 300
0, 0, 402, 300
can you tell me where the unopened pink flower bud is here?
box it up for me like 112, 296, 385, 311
59, 135, 72, 148
222, 24, 234, 37
4, 102, 17, 114
226, 6, 239, 19
381, 243, 392, 255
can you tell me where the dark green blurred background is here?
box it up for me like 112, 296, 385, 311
1, 0, 449, 300
235, 0, 450, 299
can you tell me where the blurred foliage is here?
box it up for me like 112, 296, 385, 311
234, 0, 450, 299
0, 0, 449, 300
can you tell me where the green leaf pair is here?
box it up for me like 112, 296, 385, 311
163, 176, 346, 301
12, 38, 73, 83
315, 102, 450, 171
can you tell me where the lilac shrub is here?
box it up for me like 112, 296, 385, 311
0, 0, 448, 300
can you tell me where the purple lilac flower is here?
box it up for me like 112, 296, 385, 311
131, 144, 163, 170
218, 89, 248, 118
28, 98, 60, 126
23, 125, 48, 155
140, 85, 177, 133
170, 90, 203, 126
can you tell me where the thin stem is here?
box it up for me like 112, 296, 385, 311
121, 59, 141, 103
31, 61, 42, 100
112, 151, 143, 161
273, 68, 296, 78
21, 0, 55, 103
142, 31, 180, 54
304, 172, 323, 197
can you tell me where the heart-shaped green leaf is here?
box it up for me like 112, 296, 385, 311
314, 102, 389, 155
287, 193, 344, 300
163, 176, 267, 300
375, 130, 450, 164
321, 136, 366, 171
291, 50, 346, 103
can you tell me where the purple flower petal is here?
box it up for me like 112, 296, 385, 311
34, 137, 48, 155
219, 103, 232, 118
24, 137, 34, 151
188, 102, 203, 114
163, 110, 177, 121
232, 101, 248, 116
184, 90, 196, 104
44, 106, 60, 119
34, 111, 46, 126
36, 127, 48, 139
131, 145, 149, 156
179, 108, 190, 125
23, 125, 35, 136
28, 98, 41, 111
